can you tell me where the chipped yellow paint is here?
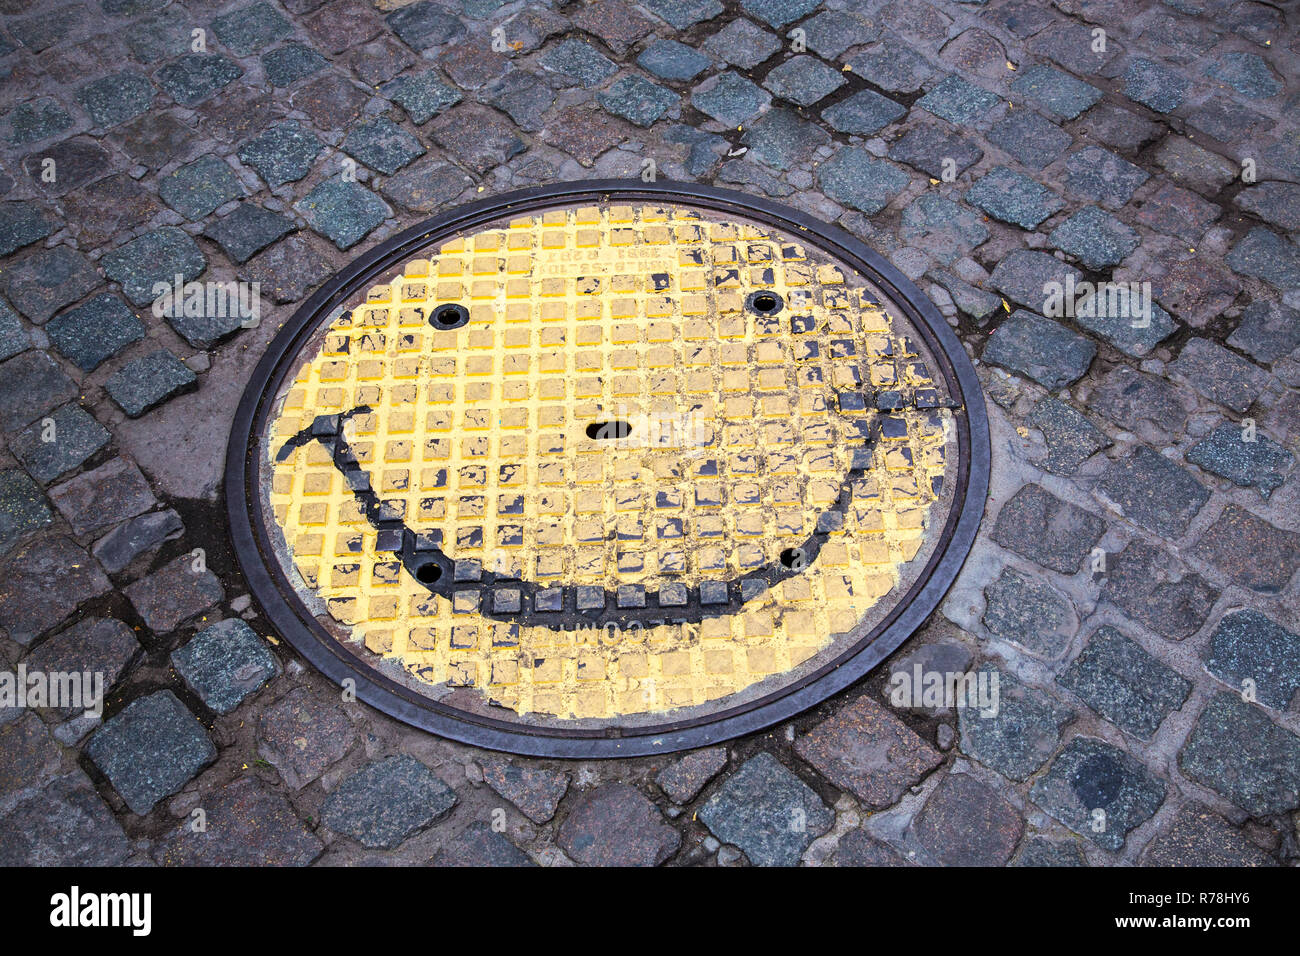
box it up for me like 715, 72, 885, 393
266, 203, 951, 719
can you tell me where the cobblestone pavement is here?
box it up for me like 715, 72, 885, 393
1, 0, 1298, 867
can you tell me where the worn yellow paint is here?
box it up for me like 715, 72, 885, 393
266, 203, 950, 719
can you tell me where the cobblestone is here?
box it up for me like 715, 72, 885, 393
432, 821, 533, 866
1027, 398, 1112, 476
558, 783, 680, 866
1180, 693, 1300, 815
983, 566, 1075, 659
1097, 446, 1209, 538
699, 752, 831, 866
0, 772, 129, 866
10, 405, 109, 484
916, 773, 1024, 866
5, 246, 99, 324
295, 179, 391, 251
481, 758, 569, 824
322, 755, 456, 849
1010, 65, 1101, 120
984, 311, 1096, 391
1142, 804, 1275, 867
656, 747, 727, 803
1187, 423, 1293, 496
154, 776, 321, 865
702, 18, 780, 69
763, 56, 847, 107
991, 483, 1105, 574
1059, 626, 1191, 739
966, 167, 1064, 229
172, 619, 279, 714
1030, 737, 1165, 851
985, 109, 1071, 170
958, 664, 1072, 782
1169, 338, 1270, 414
816, 148, 909, 215
124, 551, 224, 633
105, 349, 198, 417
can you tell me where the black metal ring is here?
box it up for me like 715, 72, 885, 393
744, 289, 784, 315
430, 302, 469, 330
224, 179, 990, 759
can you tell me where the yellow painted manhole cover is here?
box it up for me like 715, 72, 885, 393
227, 182, 989, 757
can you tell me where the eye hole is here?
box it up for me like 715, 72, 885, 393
779, 547, 806, 570
746, 290, 784, 315
414, 561, 443, 584
430, 304, 469, 330
587, 420, 633, 440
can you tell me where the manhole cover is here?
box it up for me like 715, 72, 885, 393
226, 181, 989, 757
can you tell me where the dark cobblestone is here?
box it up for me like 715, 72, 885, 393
763, 56, 846, 107
986, 109, 1071, 170
158, 155, 244, 221
102, 227, 206, 308
86, 690, 216, 815
1205, 609, 1300, 711
295, 179, 391, 251
655, 746, 726, 803
916, 773, 1024, 866
642, 0, 722, 30
1187, 422, 1293, 496
1228, 301, 1300, 365
1142, 804, 1275, 867
558, 782, 679, 866
0, 470, 53, 557
63, 173, 160, 248
1124, 57, 1189, 113
10, 404, 109, 484
991, 483, 1105, 574
1097, 446, 1209, 538
124, 551, 223, 633
212, 1, 291, 56
1203, 51, 1281, 99
0, 202, 55, 258
91, 508, 183, 575
49, 456, 155, 539
431, 821, 533, 866
1192, 504, 1300, 595
1028, 397, 1112, 475
1102, 539, 1218, 641
1154, 136, 1238, 194
637, 39, 711, 82
1073, 288, 1176, 358
0, 350, 78, 432
5, 246, 99, 324
1012, 837, 1086, 867
699, 752, 831, 866
958, 664, 1073, 782
1234, 181, 1300, 233
741, 109, 829, 171
888, 124, 982, 180
598, 74, 679, 128
342, 117, 425, 175
539, 37, 616, 88
0, 772, 129, 866
3, 98, 74, 148
1180, 693, 1300, 815
1169, 338, 1270, 414
263, 43, 327, 88
1088, 366, 1191, 435
570, 1, 650, 54
1226, 228, 1300, 294
238, 120, 323, 188
322, 755, 456, 849
203, 203, 296, 267
1010, 64, 1101, 120
966, 167, 1063, 229
430, 105, 526, 173
155, 53, 244, 106
1059, 626, 1191, 739
385, 0, 465, 51
480, 758, 569, 824
830, 829, 911, 866
824, 89, 907, 137
1048, 206, 1138, 271
172, 619, 278, 714
1064, 145, 1149, 208
0, 300, 26, 362
105, 349, 198, 418
984, 310, 1096, 391
816, 148, 909, 215
795, 694, 941, 809
0, 536, 110, 644
238, 235, 333, 304
1030, 737, 1165, 851
702, 18, 779, 70
800, 9, 881, 58
255, 686, 355, 791
692, 72, 771, 127
24, 138, 113, 199
77, 70, 155, 128
983, 566, 1075, 660
154, 776, 321, 865
916, 74, 1000, 124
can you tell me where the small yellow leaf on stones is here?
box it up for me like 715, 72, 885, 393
929, 178, 940, 185
1016, 426, 1029, 438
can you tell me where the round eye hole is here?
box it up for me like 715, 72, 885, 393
746, 290, 784, 316
414, 560, 443, 584
430, 303, 469, 330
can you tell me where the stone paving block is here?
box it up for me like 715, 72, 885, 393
928, 269, 1001, 321
1225, 227, 1300, 294
698, 752, 831, 865
1194, 503, 1300, 595
655, 746, 727, 803
692, 72, 770, 127
203, 203, 296, 268
1010, 64, 1101, 120
642, 0, 723, 29
1135, 181, 1219, 236
1102, 540, 1218, 641
380, 159, 475, 214
0, 469, 53, 557
385, 0, 466, 51
983, 566, 1075, 659
86, 690, 217, 815
1048, 206, 1138, 271
323, 755, 456, 849
1073, 287, 1176, 358
0, 713, 64, 799
0, 536, 110, 644
887, 124, 982, 180
1124, 57, 1188, 113
49, 457, 155, 539
1180, 693, 1300, 815
0, 299, 28, 362
915, 75, 1000, 124
1031, 737, 1165, 851
429, 105, 527, 173
295, 179, 391, 251
1097, 445, 1209, 538
24, 138, 113, 200
92, 508, 183, 575
901, 195, 989, 257
558, 782, 680, 866
0, 771, 129, 866
480, 758, 569, 823
1187, 99, 1271, 144
115, 113, 195, 169
915, 773, 1024, 866
1028, 397, 1112, 476
637, 39, 711, 82
794, 695, 941, 809
570, 0, 651, 54
1203, 51, 1281, 99
1187, 422, 1293, 496
0, 350, 78, 433
539, 37, 616, 88
211, 1, 291, 55
1012, 837, 1086, 867
1154, 136, 1238, 194
984, 311, 1096, 391
1081, 101, 1160, 152
763, 56, 846, 107
965, 167, 1063, 229
824, 89, 907, 137
124, 551, 224, 633
740, 109, 829, 171
46, 294, 145, 372
1059, 626, 1190, 739
1205, 609, 1300, 711
1063, 145, 1149, 208
255, 686, 354, 790
10, 405, 109, 485
172, 619, 279, 714
155, 53, 244, 106
431, 820, 533, 866
800, 9, 881, 58
702, 18, 780, 69
1027, 20, 1120, 75
991, 483, 1105, 574
1142, 804, 1275, 867
663, 125, 728, 178
958, 663, 1072, 782
155, 775, 321, 866
105, 350, 198, 418
1229, 301, 1300, 364
740, 0, 817, 29
77, 70, 155, 128
238, 120, 324, 189
0, 202, 55, 259
816, 148, 909, 215
351, 39, 415, 87
263, 43, 327, 87
985, 108, 1071, 171
341, 117, 425, 176
597, 74, 679, 128
483, 72, 555, 133
830, 829, 912, 866
102, 227, 206, 308
125, 9, 192, 64
3, 99, 74, 148
1153, 257, 1241, 331
238, 235, 333, 305
845, 38, 935, 94
158, 154, 244, 221
1169, 338, 1269, 414
4, 246, 100, 324
1234, 181, 1300, 233
379, 72, 462, 126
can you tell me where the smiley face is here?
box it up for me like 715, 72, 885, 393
266, 203, 952, 720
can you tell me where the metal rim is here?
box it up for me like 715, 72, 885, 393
224, 180, 991, 758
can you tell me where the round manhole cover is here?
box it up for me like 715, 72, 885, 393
226, 181, 989, 757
